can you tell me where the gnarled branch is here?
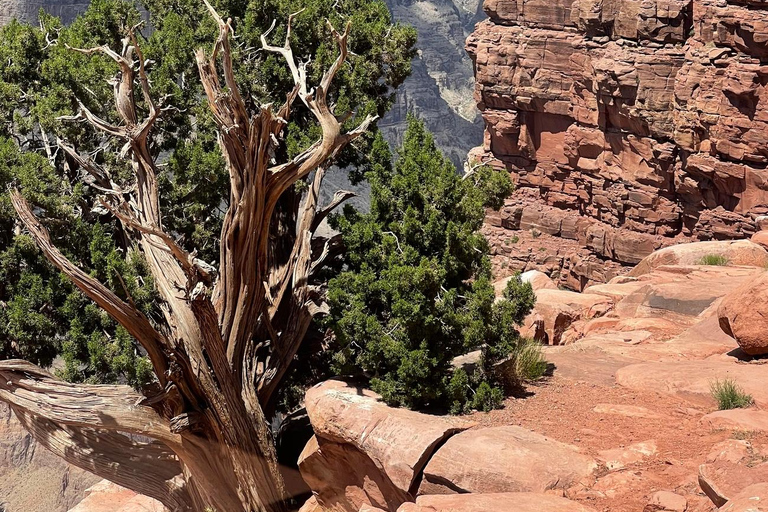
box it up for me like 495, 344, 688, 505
0, 360, 178, 444
10, 191, 170, 380
13, 409, 192, 511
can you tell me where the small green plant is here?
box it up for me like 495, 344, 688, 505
511, 235, 520, 244
699, 254, 729, 266
513, 338, 548, 382
539, 247, 546, 252
711, 379, 753, 410
530, 228, 541, 239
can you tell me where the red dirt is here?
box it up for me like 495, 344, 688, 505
470, 374, 768, 512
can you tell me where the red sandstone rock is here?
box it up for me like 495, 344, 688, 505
630, 241, 768, 277
644, 491, 688, 512
398, 492, 596, 512
615, 360, 768, 408
698, 462, 768, 507
523, 288, 614, 345
418, 426, 597, 495
700, 409, 768, 433
304, 380, 474, 495
720, 484, 768, 512
468, 0, 768, 287
67, 481, 165, 512
718, 272, 768, 356
298, 435, 408, 512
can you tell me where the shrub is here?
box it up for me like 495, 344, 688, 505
711, 379, 753, 410
327, 117, 536, 412
699, 254, 729, 266
512, 338, 548, 382
511, 235, 520, 244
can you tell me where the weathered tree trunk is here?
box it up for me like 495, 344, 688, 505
0, 3, 375, 511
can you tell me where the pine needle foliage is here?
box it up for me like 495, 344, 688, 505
327, 117, 536, 412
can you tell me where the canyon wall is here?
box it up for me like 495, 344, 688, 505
467, 0, 768, 290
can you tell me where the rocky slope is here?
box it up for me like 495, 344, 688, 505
468, 0, 768, 290
296, 239, 768, 512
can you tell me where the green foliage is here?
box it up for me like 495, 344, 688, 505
512, 338, 547, 382
699, 254, 729, 266
710, 379, 753, 410
327, 117, 535, 412
0, 0, 415, 386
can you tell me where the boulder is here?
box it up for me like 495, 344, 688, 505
493, 270, 556, 297
698, 461, 768, 507
419, 426, 597, 495
630, 241, 768, 277
700, 409, 768, 433
298, 435, 408, 512
718, 272, 768, 356
304, 380, 474, 494
751, 231, 768, 251
720, 483, 768, 512
520, 270, 558, 291
523, 289, 613, 345
397, 493, 596, 512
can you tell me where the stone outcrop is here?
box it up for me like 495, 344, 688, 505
298, 380, 596, 512
418, 426, 597, 495
468, 0, 768, 290
718, 271, 768, 355
67, 480, 165, 512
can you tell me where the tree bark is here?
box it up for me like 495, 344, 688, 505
2, 4, 374, 511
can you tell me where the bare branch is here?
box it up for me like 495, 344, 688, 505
11, 191, 169, 380
0, 360, 178, 444
58, 139, 122, 195
260, 10, 309, 107
99, 199, 213, 284
13, 409, 192, 511
310, 189, 356, 233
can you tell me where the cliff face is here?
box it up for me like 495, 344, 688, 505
0, 0, 87, 24
467, 0, 768, 289
381, 0, 484, 167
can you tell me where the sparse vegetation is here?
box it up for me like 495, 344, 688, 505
711, 379, 754, 410
511, 338, 548, 383
699, 254, 729, 266
511, 235, 520, 244
531, 228, 542, 239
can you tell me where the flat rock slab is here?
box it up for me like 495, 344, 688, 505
419, 426, 597, 495
68, 481, 165, 512
398, 493, 596, 512
615, 360, 768, 407
598, 440, 658, 470
305, 380, 474, 494
699, 461, 768, 507
721, 483, 768, 512
630, 241, 768, 277
645, 491, 687, 512
701, 409, 768, 433
593, 403, 666, 419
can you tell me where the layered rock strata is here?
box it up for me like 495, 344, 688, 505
468, 0, 768, 289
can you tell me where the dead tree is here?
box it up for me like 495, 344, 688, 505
0, 3, 375, 511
